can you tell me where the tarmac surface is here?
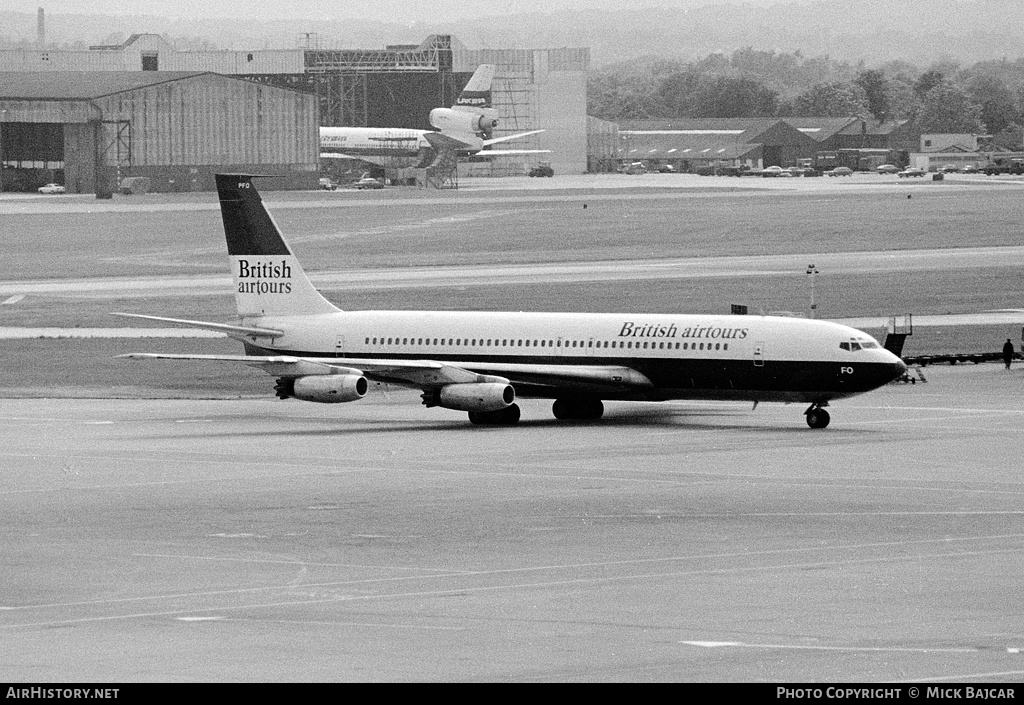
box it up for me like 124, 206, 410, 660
2, 364, 1024, 682
4, 172, 1024, 682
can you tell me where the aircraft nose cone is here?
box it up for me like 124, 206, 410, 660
889, 356, 908, 382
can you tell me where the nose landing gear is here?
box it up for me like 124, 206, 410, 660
805, 403, 831, 429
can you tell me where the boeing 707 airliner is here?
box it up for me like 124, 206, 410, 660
116, 174, 906, 428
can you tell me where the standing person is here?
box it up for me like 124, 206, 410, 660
1003, 338, 1015, 370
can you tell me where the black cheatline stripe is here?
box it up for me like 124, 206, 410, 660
241, 345, 900, 397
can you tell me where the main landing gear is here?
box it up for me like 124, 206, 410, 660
804, 403, 830, 429
552, 398, 604, 421
468, 404, 521, 425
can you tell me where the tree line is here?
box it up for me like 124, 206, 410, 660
588, 49, 1024, 144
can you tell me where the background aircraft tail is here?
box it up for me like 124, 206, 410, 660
215, 174, 340, 318
454, 64, 495, 110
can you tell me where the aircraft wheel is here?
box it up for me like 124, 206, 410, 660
581, 399, 604, 420
468, 404, 520, 425
552, 398, 604, 420
806, 408, 831, 429
499, 404, 521, 424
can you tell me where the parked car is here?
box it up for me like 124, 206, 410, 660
621, 162, 647, 175
38, 183, 66, 194
827, 166, 853, 177
897, 167, 926, 178
352, 176, 383, 190
959, 164, 980, 174
762, 165, 785, 177
981, 158, 1024, 175
938, 164, 960, 173
528, 164, 554, 177
656, 164, 677, 173
876, 164, 899, 174
318, 177, 337, 191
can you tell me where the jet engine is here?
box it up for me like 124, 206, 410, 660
432, 382, 515, 412
275, 374, 368, 403
429, 107, 499, 138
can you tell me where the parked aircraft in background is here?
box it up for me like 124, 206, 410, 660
319, 63, 548, 169
115, 175, 905, 428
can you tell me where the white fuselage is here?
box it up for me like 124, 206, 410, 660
320, 127, 434, 165
241, 309, 903, 403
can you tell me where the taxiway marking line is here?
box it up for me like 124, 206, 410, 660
680, 641, 978, 653
4, 545, 1024, 631
221, 617, 465, 631
4, 448, 1024, 499
900, 669, 1024, 682
5, 534, 1024, 614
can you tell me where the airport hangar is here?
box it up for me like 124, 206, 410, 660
615, 117, 919, 172
0, 71, 320, 194
0, 33, 589, 193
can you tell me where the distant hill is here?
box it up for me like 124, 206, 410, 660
2, 0, 1023, 67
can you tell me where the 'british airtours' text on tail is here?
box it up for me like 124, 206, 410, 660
215, 174, 340, 318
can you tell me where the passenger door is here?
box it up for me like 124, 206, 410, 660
753, 341, 765, 367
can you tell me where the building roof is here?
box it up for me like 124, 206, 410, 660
618, 118, 782, 135
620, 118, 816, 160
621, 118, 815, 145
621, 131, 762, 160
620, 117, 911, 143
0, 71, 211, 100
780, 117, 860, 141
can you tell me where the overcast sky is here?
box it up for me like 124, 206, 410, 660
6, 0, 826, 23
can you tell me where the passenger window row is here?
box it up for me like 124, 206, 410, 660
361, 337, 729, 352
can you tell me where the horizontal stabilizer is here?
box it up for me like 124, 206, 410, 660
483, 129, 545, 147
423, 131, 475, 152
111, 312, 284, 338
473, 149, 552, 157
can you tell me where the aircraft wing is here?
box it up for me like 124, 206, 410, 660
117, 352, 653, 395
472, 148, 552, 157
482, 130, 545, 147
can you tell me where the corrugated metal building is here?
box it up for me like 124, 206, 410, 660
784, 117, 917, 152
618, 119, 818, 170
0, 71, 318, 193
0, 34, 307, 74
0, 33, 590, 177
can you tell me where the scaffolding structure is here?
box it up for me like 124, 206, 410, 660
458, 50, 544, 177
304, 35, 454, 73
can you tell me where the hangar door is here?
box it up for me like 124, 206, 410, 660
0, 123, 64, 192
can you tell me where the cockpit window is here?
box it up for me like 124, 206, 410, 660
841, 339, 877, 351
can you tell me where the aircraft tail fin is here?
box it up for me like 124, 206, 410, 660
454, 64, 495, 111
215, 174, 340, 318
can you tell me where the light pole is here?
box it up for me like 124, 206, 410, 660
806, 263, 819, 319
0, 109, 6, 194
